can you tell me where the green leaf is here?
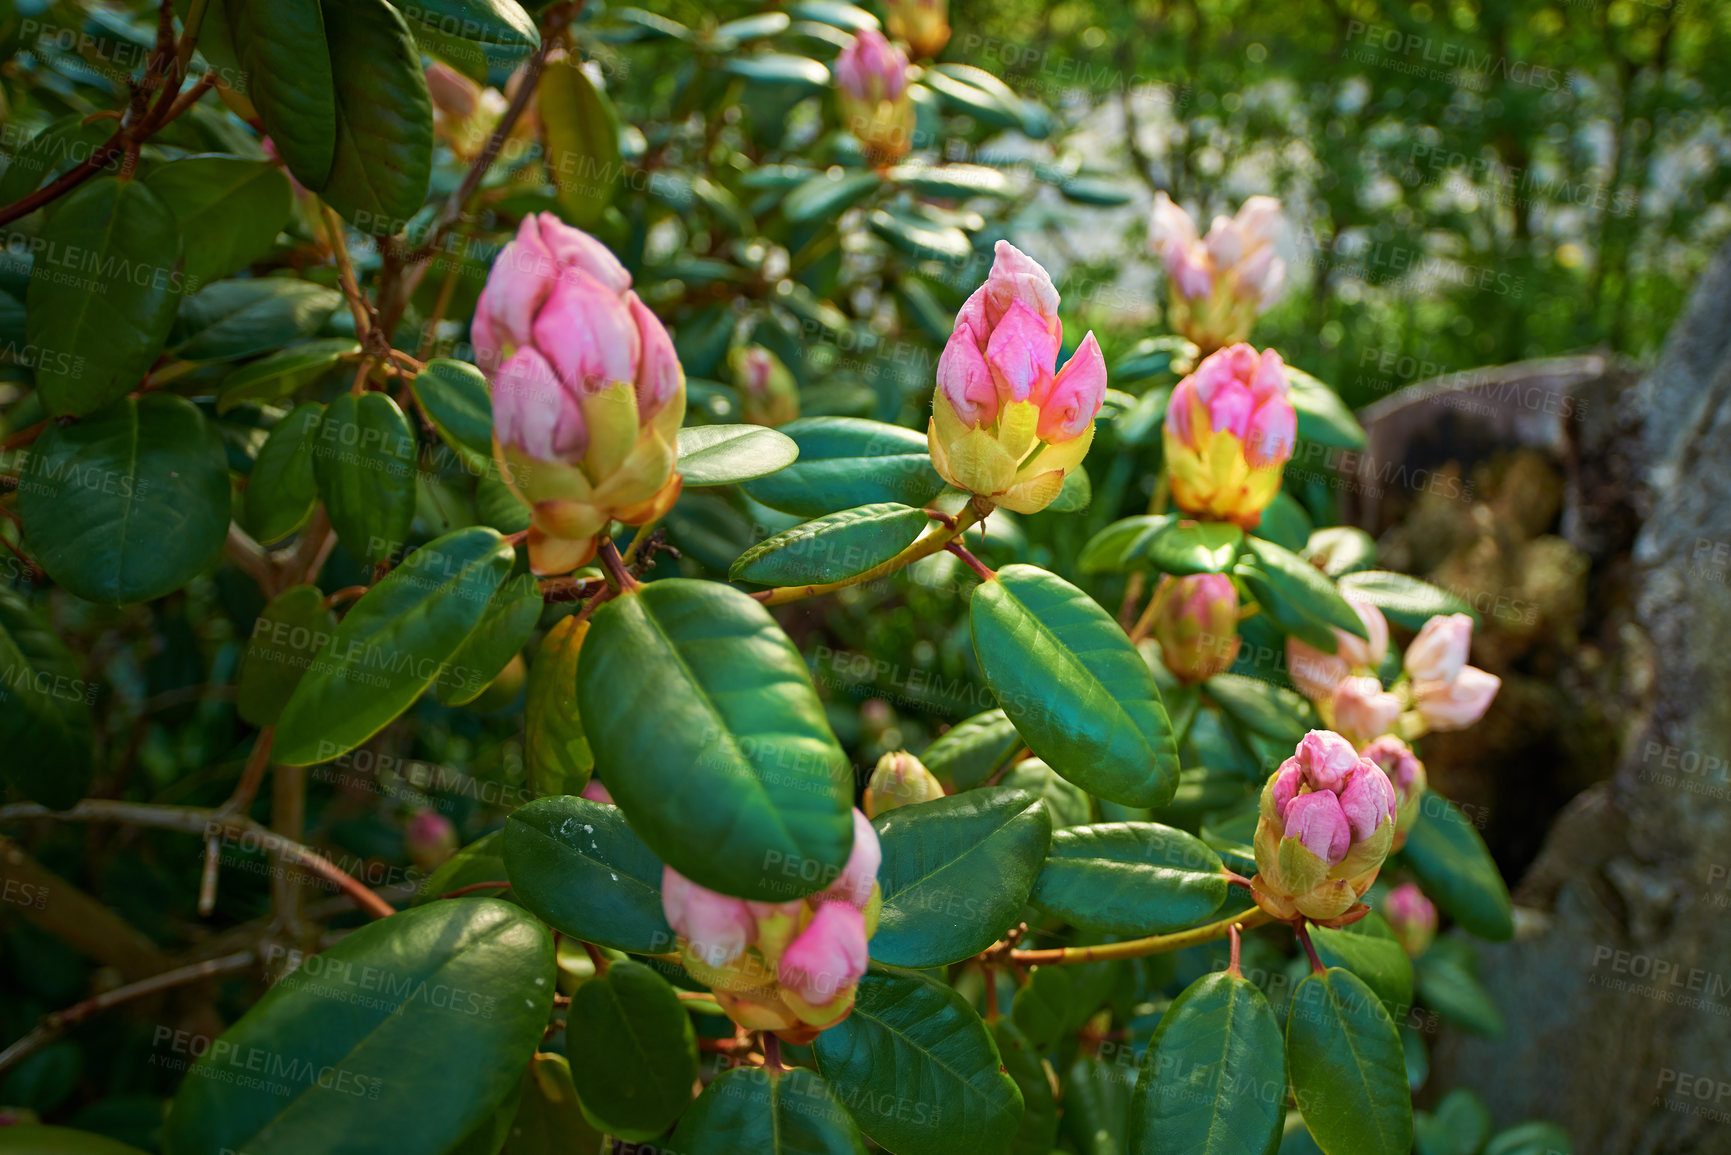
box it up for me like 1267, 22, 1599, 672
1256, 492, 1313, 553
1309, 915, 1414, 1021
1413, 944, 1505, 1037
783, 171, 881, 223
1048, 464, 1092, 512
814, 970, 1022, 1155
869, 208, 972, 263
677, 423, 800, 487
1078, 515, 1178, 574
577, 580, 852, 900
1304, 527, 1379, 577
224, 0, 337, 188
1400, 792, 1513, 941
1204, 673, 1318, 745
522, 615, 593, 796
919, 709, 1022, 791
25, 178, 183, 417
1239, 536, 1367, 645
273, 527, 514, 765
318, 0, 435, 231
920, 65, 1025, 130
970, 565, 1180, 808
669, 1066, 865, 1155
218, 338, 360, 413
742, 417, 943, 517
436, 573, 539, 706
245, 402, 326, 545
502, 795, 672, 954
1483, 1121, 1573, 1155
19, 395, 228, 605
721, 53, 831, 90
1287, 969, 1412, 1155
312, 391, 418, 565
172, 279, 342, 362
998, 758, 1092, 829
870, 787, 1052, 968
498, 1053, 606, 1155
1148, 522, 1245, 575
0, 116, 114, 205
392, 0, 538, 46
0, 589, 96, 809
413, 358, 494, 470
887, 162, 1010, 199
237, 585, 336, 727
0, 1126, 148, 1154
1029, 822, 1227, 935
731, 503, 929, 587
990, 1021, 1059, 1155
1128, 972, 1284, 1155
1057, 176, 1135, 206
539, 58, 621, 227
1061, 1054, 1135, 1155
1009, 965, 1073, 1049
1287, 368, 1366, 451
413, 830, 511, 906
164, 899, 553, 1155
564, 960, 696, 1141
145, 156, 294, 285
1336, 571, 1477, 630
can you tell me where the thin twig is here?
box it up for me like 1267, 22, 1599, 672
944, 539, 996, 583
1009, 908, 1275, 966
439, 880, 512, 899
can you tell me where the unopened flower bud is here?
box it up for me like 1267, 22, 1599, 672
475, 213, 686, 575
579, 778, 614, 806
426, 62, 511, 162
864, 751, 945, 817
1330, 676, 1402, 746
1404, 614, 1473, 685
662, 867, 758, 969
822, 808, 882, 909
1163, 343, 1296, 528
1252, 730, 1397, 925
778, 900, 869, 1025
1286, 595, 1389, 700
1403, 613, 1499, 732
1149, 193, 1286, 352
405, 809, 457, 872
730, 345, 799, 427
1152, 573, 1242, 682
1383, 882, 1437, 956
885, 0, 950, 59
1360, 735, 1426, 840
929, 241, 1106, 514
834, 30, 915, 164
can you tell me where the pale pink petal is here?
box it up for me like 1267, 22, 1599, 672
1287, 637, 1349, 701
1284, 790, 1350, 865
1416, 666, 1500, 731
1038, 332, 1106, 441
628, 292, 681, 417
1243, 394, 1296, 467
778, 901, 868, 1004
493, 347, 576, 461
983, 240, 1061, 335
537, 213, 632, 294
532, 274, 640, 391
1295, 729, 1360, 791
1339, 762, 1398, 840
822, 809, 880, 909
984, 299, 1058, 404
937, 324, 997, 426
1205, 379, 1255, 440
661, 867, 758, 967
1405, 614, 1474, 685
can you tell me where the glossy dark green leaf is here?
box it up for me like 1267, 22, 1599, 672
783, 171, 881, 222
236, 585, 336, 726
920, 65, 1025, 130
224, 0, 337, 188
218, 338, 359, 413
1310, 914, 1413, 1021
1400, 792, 1513, 941
1057, 176, 1135, 206
1257, 493, 1313, 553
392, 0, 537, 46
742, 417, 943, 517
163, 899, 553, 1155
1287, 969, 1412, 1155
498, 1052, 606, 1154
1236, 539, 1363, 652
731, 503, 928, 586
437, 573, 540, 706
312, 391, 417, 564
245, 402, 325, 545
25, 178, 182, 417
1204, 673, 1318, 745
19, 395, 228, 605
1062, 1054, 1135, 1155
813, 970, 1022, 1155
273, 527, 514, 764
678, 423, 800, 487
577, 580, 852, 900
871, 787, 1052, 968
919, 709, 1022, 791
1029, 822, 1227, 935
565, 961, 696, 1141
1425, 1088, 1493, 1155
1287, 368, 1366, 451
172, 279, 342, 361
669, 1066, 865, 1155
318, 0, 435, 231
0, 589, 95, 809
970, 565, 1180, 807
868, 208, 972, 262
412, 358, 493, 470
522, 615, 592, 796
787, 0, 879, 30
991, 1020, 1058, 1155
998, 758, 1092, 829
0, 116, 113, 205
412, 830, 510, 906
539, 58, 620, 227
1413, 944, 1505, 1037
1336, 571, 1477, 630
145, 156, 294, 285
1078, 515, 1178, 574
722, 53, 831, 90
502, 795, 671, 954
1048, 464, 1092, 512
1148, 522, 1245, 575
1009, 965, 1073, 1049
476, 473, 531, 534
1128, 972, 1285, 1155
887, 162, 1010, 199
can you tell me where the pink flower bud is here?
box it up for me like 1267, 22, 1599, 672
1330, 676, 1402, 746
405, 809, 458, 872
1038, 333, 1107, 442
661, 867, 758, 967
1337, 763, 1397, 842
822, 809, 881, 909
1163, 344, 1296, 527
1292, 729, 1361, 792
1152, 573, 1242, 683
835, 29, 910, 104
1404, 613, 1473, 685
1360, 736, 1422, 798
1286, 639, 1350, 701
1151, 195, 1287, 349
1414, 666, 1501, 731
1284, 790, 1350, 865
1383, 882, 1438, 956
778, 900, 869, 1007
864, 751, 945, 818
579, 778, 614, 805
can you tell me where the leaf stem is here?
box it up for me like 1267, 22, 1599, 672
1009, 907, 1275, 965
753, 498, 992, 606
1295, 921, 1326, 974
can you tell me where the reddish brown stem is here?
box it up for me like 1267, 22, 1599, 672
440, 880, 512, 899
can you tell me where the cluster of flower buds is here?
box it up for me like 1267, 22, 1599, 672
863, 751, 945, 817
1286, 595, 1401, 745
1382, 882, 1438, 956
425, 62, 512, 162
730, 345, 799, 427
662, 811, 882, 1044
1150, 573, 1242, 683
1403, 613, 1500, 733
1360, 734, 1426, 844
1162, 343, 1297, 528
929, 241, 1106, 514
834, 30, 916, 164
884, 0, 950, 59
474, 214, 685, 575
1251, 730, 1398, 926
1149, 193, 1286, 352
